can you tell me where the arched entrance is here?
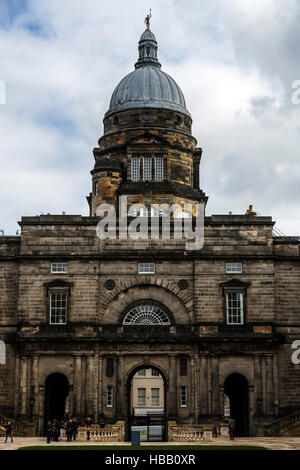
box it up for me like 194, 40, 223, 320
125, 365, 167, 442
224, 373, 249, 436
44, 373, 69, 422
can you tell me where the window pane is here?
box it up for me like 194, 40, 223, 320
151, 388, 160, 406
180, 386, 187, 407
50, 292, 67, 324
138, 369, 146, 376
155, 156, 164, 181
226, 263, 242, 273
138, 263, 155, 274
143, 157, 152, 181
131, 156, 140, 182
138, 388, 146, 405
106, 386, 113, 407
151, 369, 160, 376
51, 262, 68, 273
226, 292, 244, 324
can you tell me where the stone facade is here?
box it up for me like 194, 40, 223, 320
0, 26, 299, 439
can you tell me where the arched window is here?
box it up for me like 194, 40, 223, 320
123, 305, 171, 325
0, 340, 5, 365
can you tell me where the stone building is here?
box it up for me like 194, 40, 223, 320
0, 25, 300, 439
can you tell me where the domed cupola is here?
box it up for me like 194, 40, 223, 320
105, 26, 190, 118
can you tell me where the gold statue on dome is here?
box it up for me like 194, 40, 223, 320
145, 9, 152, 30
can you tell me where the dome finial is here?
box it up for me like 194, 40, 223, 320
145, 8, 152, 30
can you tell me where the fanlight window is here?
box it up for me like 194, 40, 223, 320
123, 305, 171, 325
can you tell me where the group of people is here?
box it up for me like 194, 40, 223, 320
45, 417, 93, 444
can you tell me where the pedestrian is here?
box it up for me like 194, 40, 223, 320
4, 421, 13, 443
45, 421, 52, 444
66, 419, 73, 442
59, 419, 65, 441
72, 418, 79, 441
228, 416, 235, 440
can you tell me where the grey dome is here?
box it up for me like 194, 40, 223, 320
105, 29, 190, 118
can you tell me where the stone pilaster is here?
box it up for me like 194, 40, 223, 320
168, 355, 177, 418
85, 355, 94, 417
32, 355, 39, 417
199, 355, 208, 417
211, 355, 220, 418
74, 355, 82, 416
19, 355, 28, 416
265, 354, 274, 417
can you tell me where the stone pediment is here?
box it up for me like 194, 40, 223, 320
127, 131, 169, 149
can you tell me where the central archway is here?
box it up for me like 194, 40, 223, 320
224, 373, 249, 436
44, 373, 69, 422
125, 364, 168, 442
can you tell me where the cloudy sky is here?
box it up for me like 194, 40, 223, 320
0, 0, 299, 235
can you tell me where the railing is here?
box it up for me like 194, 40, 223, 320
0, 414, 36, 437
168, 423, 228, 442
100, 325, 194, 338
78, 423, 124, 442
264, 410, 300, 436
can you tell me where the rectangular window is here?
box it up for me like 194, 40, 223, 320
106, 385, 114, 407
143, 156, 152, 181
226, 292, 244, 324
138, 388, 146, 406
151, 369, 160, 376
131, 156, 140, 182
51, 262, 68, 273
151, 388, 160, 406
226, 262, 243, 274
138, 263, 155, 274
155, 156, 164, 181
180, 386, 188, 407
50, 292, 67, 324
138, 368, 146, 376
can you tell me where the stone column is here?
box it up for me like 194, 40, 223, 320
190, 355, 195, 418
85, 355, 94, 417
199, 355, 208, 417
194, 354, 200, 422
19, 355, 28, 417
93, 353, 99, 422
168, 355, 177, 418
265, 354, 274, 417
116, 355, 124, 418
254, 355, 263, 416
32, 355, 39, 417
273, 353, 279, 417
219, 385, 225, 421
74, 355, 82, 416
211, 355, 220, 418
13, 355, 20, 416
98, 356, 103, 417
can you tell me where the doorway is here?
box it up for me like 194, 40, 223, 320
224, 373, 249, 436
126, 365, 167, 441
44, 373, 69, 422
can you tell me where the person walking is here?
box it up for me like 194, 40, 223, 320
228, 416, 236, 440
45, 421, 52, 444
86, 417, 92, 441
66, 419, 73, 442
59, 419, 65, 441
4, 421, 13, 443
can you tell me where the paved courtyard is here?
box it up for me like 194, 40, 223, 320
1, 437, 300, 451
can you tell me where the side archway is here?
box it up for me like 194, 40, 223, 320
224, 373, 249, 436
44, 373, 69, 422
